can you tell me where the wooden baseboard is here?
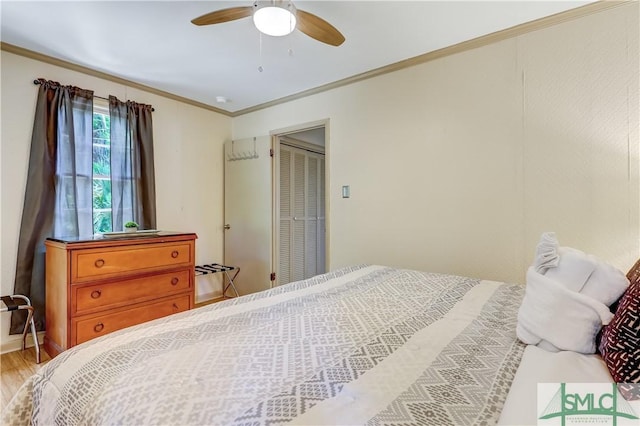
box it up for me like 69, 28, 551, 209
194, 296, 225, 308
0, 331, 44, 355
195, 290, 224, 305
43, 335, 63, 359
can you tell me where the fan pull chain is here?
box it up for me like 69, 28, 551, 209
288, 35, 294, 57
258, 32, 264, 73
288, 3, 295, 57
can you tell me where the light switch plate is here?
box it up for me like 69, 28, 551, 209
342, 185, 350, 198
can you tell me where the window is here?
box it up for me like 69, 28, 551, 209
92, 102, 112, 233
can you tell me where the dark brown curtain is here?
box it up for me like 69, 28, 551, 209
109, 96, 156, 231
11, 79, 93, 334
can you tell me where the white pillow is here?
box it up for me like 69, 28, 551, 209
544, 246, 628, 306
517, 233, 630, 354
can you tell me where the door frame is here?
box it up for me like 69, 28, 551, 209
271, 119, 330, 287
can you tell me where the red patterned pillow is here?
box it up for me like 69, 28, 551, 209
598, 259, 640, 400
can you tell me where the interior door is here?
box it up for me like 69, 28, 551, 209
278, 144, 325, 285
224, 136, 272, 295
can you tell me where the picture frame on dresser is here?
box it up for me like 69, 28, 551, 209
43, 231, 197, 357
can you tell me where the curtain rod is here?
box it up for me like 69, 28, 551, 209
33, 79, 154, 111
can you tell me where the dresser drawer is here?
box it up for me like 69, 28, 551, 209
73, 269, 192, 315
72, 242, 193, 283
73, 294, 190, 345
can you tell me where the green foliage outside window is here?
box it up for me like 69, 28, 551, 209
92, 111, 112, 234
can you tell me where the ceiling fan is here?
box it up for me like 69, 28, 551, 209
191, 0, 345, 47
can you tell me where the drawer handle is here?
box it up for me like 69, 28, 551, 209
171, 277, 179, 286
94, 322, 104, 333
171, 250, 179, 259
172, 303, 179, 310
94, 258, 105, 268
91, 290, 102, 299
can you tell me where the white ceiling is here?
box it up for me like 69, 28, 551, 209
1, 1, 593, 115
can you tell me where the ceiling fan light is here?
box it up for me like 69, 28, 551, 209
253, 6, 296, 37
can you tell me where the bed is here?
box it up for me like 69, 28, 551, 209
2, 261, 637, 425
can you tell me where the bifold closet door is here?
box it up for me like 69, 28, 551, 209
305, 156, 326, 278
279, 145, 325, 285
279, 148, 292, 285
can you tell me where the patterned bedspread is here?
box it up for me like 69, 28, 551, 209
3, 265, 525, 425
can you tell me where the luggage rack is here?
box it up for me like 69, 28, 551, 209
1, 294, 41, 363
195, 264, 240, 298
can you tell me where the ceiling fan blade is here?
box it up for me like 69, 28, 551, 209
191, 6, 253, 26
296, 9, 345, 47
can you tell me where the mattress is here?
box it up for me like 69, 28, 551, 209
498, 345, 613, 425
499, 345, 640, 425
4, 265, 526, 425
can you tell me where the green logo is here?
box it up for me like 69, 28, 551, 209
539, 383, 638, 426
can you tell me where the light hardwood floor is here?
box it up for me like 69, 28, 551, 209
1, 347, 50, 411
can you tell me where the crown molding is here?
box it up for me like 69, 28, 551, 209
0, 42, 233, 117
2, 1, 629, 118
232, 0, 630, 116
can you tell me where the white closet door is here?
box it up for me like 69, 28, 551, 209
292, 151, 306, 283
278, 145, 325, 285
306, 156, 319, 277
279, 148, 292, 286
317, 158, 326, 273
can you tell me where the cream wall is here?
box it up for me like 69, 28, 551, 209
233, 3, 639, 284
0, 51, 231, 352
0, 2, 637, 353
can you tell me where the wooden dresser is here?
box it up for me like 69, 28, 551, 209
44, 232, 197, 358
